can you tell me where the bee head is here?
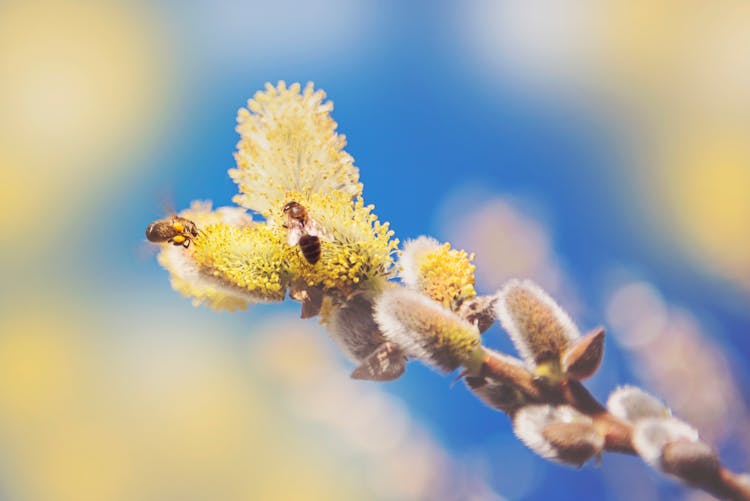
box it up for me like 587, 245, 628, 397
145, 221, 160, 242
283, 201, 306, 220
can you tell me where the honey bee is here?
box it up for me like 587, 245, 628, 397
283, 201, 330, 264
145, 215, 199, 248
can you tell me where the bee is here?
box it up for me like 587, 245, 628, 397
145, 215, 199, 248
283, 201, 330, 264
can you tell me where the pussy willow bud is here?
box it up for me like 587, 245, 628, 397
606, 386, 669, 423
542, 422, 605, 467
632, 417, 700, 469
374, 287, 483, 374
495, 280, 580, 381
513, 405, 604, 467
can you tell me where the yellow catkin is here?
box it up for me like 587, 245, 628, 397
192, 223, 288, 302
160, 264, 251, 312
155, 202, 261, 311
419, 243, 477, 311
230, 81, 362, 215
275, 190, 398, 299
156, 83, 400, 310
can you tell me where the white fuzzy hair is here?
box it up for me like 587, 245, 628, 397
398, 236, 442, 289
632, 417, 699, 467
494, 279, 580, 367
607, 386, 669, 423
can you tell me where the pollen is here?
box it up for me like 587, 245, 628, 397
278, 189, 399, 299
152, 84, 400, 310
230, 81, 362, 216
400, 237, 477, 311
158, 255, 251, 312
154, 201, 286, 311
192, 223, 289, 302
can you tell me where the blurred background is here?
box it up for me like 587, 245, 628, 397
1, 0, 749, 499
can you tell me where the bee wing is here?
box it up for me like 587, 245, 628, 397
287, 226, 304, 246
350, 341, 406, 382
305, 218, 334, 242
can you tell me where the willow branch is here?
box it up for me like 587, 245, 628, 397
467, 344, 750, 500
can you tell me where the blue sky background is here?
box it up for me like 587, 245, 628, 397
2, 1, 749, 499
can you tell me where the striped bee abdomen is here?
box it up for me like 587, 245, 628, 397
298, 234, 321, 264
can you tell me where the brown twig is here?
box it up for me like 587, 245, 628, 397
472, 347, 750, 500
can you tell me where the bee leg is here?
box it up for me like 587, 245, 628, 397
182, 239, 190, 248
350, 341, 407, 382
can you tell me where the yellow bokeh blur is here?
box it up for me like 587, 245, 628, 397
584, 0, 750, 120
596, 0, 750, 289
0, 296, 379, 500
0, 0, 167, 246
652, 129, 750, 287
